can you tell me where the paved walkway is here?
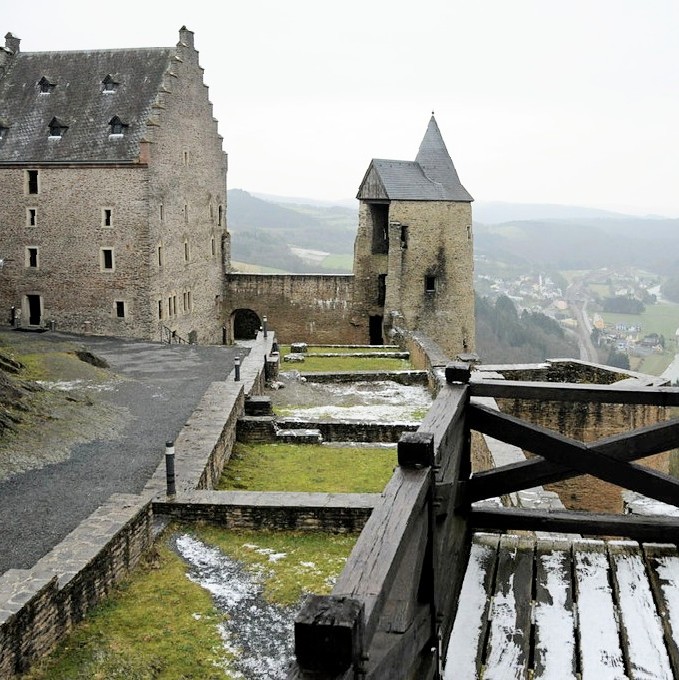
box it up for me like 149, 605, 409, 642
0, 330, 245, 575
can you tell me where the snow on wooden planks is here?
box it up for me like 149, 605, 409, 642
445, 533, 679, 679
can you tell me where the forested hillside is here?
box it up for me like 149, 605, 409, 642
474, 294, 579, 364
227, 189, 356, 272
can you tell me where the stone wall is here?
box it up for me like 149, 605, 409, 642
0, 494, 153, 677
145, 28, 228, 345
483, 360, 671, 514
154, 490, 376, 533
225, 273, 363, 345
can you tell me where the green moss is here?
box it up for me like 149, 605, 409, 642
219, 442, 395, 493
21, 541, 234, 680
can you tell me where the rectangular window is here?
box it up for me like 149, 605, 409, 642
102, 208, 112, 227
101, 248, 114, 270
218, 205, 223, 227
400, 225, 408, 249
27, 170, 39, 195
157, 246, 163, 267
168, 297, 172, 317
159, 204, 164, 222
27, 208, 37, 226
211, 237, 215, 257
26, 247, 39, 268
425, 276, 437, 293
184, 204, 188, 224
184, 241, 189, 262
377, 274, 386, 306
115, 301, 125, 318
187, 291, 192, 311
172, 295, 177, 316
158, 300, 163, 320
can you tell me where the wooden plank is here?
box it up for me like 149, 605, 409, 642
364, 606, 432, 679
332, 466, 431, 646
380, 512, 430, 633
483, 535, 534, 680
533, 539, 577, 679
466, 417, 679, 502
470, 379, 679, 406
443, 533, 500, 680
423, 380, 471, 657
469, 507, 679, 542
572, 539, 626, 679
419, 382, 468, 480
608, 541, 673, 679
467, 404, 679, 508
643, 543, 679, 678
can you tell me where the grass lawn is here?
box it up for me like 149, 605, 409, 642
634, 353, 675, 377
600, 301, 679, 341
21, 525, 357, 680
281, 353, 412, 373
219, 442, 396, 493
320, 253, 353, 271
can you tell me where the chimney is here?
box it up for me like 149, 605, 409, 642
178, 26, 194, 49
5, 32, 20, 54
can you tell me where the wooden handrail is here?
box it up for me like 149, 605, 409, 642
288, 363, 679, 679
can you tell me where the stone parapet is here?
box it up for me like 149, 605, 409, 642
153, 490, 378, 533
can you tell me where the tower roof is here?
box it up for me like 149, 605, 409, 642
357, 114, 473, 202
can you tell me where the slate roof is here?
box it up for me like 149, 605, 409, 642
0, 47, 175, 163
358, 115, 473, 202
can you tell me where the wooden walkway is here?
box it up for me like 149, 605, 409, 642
446, 532, 679, 680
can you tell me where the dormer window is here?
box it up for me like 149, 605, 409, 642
48, 117, 67, 138
102, 75, 119, 93
38, 76, 55, 94
108, 116, 128, 136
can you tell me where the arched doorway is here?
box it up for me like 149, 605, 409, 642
232, 308, 261, 340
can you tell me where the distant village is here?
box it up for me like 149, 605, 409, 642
475, 264, 677, 359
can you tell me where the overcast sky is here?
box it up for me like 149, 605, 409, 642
4, 1, 679, 216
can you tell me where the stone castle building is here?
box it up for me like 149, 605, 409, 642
0, 28, 228, 343
0, 28, 474, 359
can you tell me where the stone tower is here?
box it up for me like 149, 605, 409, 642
353, 115, 475, 357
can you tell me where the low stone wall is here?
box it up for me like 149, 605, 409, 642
154, 490, 377, 533
0, 494, 152, 677
275, 419, 416, 443
302, 369, 428, 385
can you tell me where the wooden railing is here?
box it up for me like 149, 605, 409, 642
287, 363, 679, 679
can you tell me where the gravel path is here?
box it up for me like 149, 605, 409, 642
0, 329, 244, 574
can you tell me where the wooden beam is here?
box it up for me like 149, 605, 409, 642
470, 379, 679, 406
467, 416, 679, 502
468, 507, 679, 542
331, 466, 431, 646
294, 595, 364, 674
466, 404, 679, 508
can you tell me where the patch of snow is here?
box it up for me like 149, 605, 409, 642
533, 551, 575, 678
175, 534, 297, 679
276, 380, 432, 422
